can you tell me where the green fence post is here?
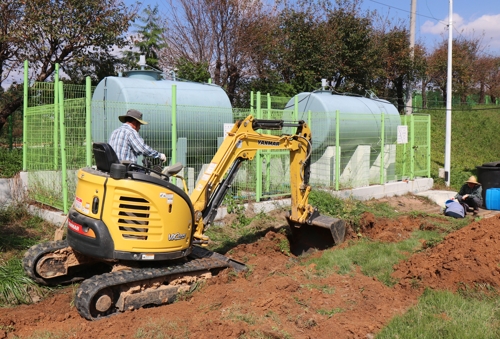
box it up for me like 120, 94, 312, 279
256, 91, 262, 202
402, 115, 407, 178
294, 95, 298, 121
380, 112, 385, 184
410, 114, 415, 180
265, 93, 271, 193
23, 60, 28, 171
54, 64, 59, 170
171, 84, 177, 180
8, 114, 12, 150
335, 110, 340, 191
250, 91, 254, 115
427, 114, 431, 178
266, 93, 271, 118
86, 76, 92, 166
58, 82, 68, 213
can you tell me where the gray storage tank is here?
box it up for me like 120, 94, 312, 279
91, 69, 233, 164
283, 91, 401, 184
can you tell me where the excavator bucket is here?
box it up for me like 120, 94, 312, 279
286, 213, 346, 256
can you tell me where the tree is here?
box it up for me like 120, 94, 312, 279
0, 0, 137, 130
159, 0, 269, 104
61, 54, 123, 86
486, 58, 500, 103
322, 0, 377, 94
268, 0, 382, 96
474, 55, 500, 104
122, 4, 167, 71
0, 0, 24, 88
174, 57, 211, 83
271, 7, 326, 93
368, 25, 426, 113
427, 37, 481, 106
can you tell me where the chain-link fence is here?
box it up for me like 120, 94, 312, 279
23, 81, 431, 212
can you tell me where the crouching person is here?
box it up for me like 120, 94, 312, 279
455, 176, 482, 216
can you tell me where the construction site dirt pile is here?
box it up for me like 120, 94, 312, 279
1, 196, 499, 339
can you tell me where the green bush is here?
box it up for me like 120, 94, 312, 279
0, 148, 22, 178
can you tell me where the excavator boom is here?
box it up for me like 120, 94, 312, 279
190, 115, 345, 253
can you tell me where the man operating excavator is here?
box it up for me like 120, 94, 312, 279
109, 109, 166, 164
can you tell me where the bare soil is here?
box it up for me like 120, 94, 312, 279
2, 195, 500, 339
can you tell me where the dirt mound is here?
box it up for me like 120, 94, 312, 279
2, 196, 500, 339
357, 212, 447, 242
0, 231, 418, 339
393, 214, 500, 292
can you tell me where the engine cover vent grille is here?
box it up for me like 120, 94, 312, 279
117, 196, 150, 240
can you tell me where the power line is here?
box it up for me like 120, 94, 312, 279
368, 0, 447, 25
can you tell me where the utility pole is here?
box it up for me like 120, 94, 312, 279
444, 0, 453, 186
406, 0, 416, 115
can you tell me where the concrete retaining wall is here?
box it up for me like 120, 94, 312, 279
0, 172, 28, 207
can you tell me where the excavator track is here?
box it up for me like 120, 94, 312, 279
23, 240, 111, 286
76, 249, 245, 320
24, 239, 246, 320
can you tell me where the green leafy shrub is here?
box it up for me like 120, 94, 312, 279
0, 148, 22, 178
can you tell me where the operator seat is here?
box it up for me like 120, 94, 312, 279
93, 142, 120, 172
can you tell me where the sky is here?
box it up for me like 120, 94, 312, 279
364, 0, 500, 56
126, 0, 500, 57
2, 0, 498, 90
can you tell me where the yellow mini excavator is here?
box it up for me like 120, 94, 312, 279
23, 115, 345, 320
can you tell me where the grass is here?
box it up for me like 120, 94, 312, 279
135, 319, 190, 339
305, 236, 422, 286
317, 307, 344, 318
0, 148, 22, 178
0, 203, 55, 306
0, 204, 54, 261
0, 258, 48, 305
429, 105, 500, 190
376, 288, 500, 339
205, 204, 280, 254
303, 193, 474, 287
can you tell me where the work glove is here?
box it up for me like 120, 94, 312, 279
159, 153, 166, 162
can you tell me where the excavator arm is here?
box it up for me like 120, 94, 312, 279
189, 115, 345, 252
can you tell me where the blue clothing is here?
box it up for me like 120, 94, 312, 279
444, 200, 465, 218
109, 123, 160, 162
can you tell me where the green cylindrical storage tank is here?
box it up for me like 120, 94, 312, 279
283, 91, 401, 181
91, 70, 233, 164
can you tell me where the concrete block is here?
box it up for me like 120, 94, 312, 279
310, 146, 336, 186
369, 144, 397, 183
340, 145, 370, 188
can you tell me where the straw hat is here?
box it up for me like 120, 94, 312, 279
119, 109, 148, 125
465, 176, 480, 185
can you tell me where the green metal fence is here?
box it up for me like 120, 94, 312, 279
23, 71, 431, 213
412, 93, 500, 111
0, 110, 22, 149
